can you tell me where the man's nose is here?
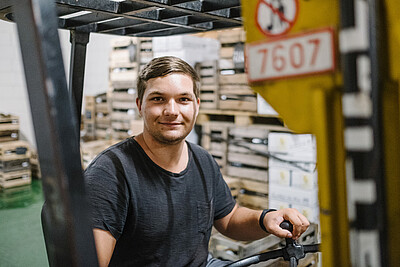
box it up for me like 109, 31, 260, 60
164, 99, 179, 115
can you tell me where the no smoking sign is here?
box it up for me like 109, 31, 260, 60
256, 0, 299, 37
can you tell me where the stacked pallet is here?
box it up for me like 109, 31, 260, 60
201, 121, 232, 174
0, 114, 31, 189
94, 93, 111, 139
196, 61, 219, 110
138, 37, 153, 71
83, 95, 96, 140
268, 133, 319, 223
217, 28, 256, 112
81, 139, 119, 169
198, 111, 290, 210
0, 113, 19, 142
109, 37, 141, 140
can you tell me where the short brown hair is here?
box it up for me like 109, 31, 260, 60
137, 56, 200, 102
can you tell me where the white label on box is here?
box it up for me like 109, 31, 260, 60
246, 28, 335, 82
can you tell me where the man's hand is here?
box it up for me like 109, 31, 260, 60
263, 208, 310, 240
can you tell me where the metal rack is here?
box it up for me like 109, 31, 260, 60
0, 1, 243, 266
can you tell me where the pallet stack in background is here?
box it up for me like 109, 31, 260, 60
196, 60, 219, 110
138, 37, 153, 72
93, 93, 111, 139
82, 95, 96, 140
109, 37, 141, 140
217, 28, 256, 112
0, 114, 31, 189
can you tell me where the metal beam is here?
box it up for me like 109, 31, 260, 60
12, 0, 98, 266
69, 30, 90, 141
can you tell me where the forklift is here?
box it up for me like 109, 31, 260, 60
0, 0, 399, 266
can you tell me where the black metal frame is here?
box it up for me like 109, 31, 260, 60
0, 0, 242, 37
1, 0, 243, 266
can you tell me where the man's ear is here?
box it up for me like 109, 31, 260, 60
195, 97, 200, 117
136, 97, 142, 113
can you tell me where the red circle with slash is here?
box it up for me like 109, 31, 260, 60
256, 0, 299, 37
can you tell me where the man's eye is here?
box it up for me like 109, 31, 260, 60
151, 97, 163, 101
180, 97, 191, 102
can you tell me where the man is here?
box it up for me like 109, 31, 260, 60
85, 56, 310, 267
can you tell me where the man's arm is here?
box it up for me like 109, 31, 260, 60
213, 204, 310, 241
93, 228, 116, 267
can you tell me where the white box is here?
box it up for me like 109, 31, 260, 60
269, 184, 319, 207
268, 194, 320, 223
291, 203, 320, 224
257, 94, 278, 115
268, 132, 316, 162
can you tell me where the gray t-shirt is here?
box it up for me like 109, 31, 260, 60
84, 138, 236, 266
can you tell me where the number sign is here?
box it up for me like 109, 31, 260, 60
246, 28, 335, 82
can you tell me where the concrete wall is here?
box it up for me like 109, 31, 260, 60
0, 20, 116, 148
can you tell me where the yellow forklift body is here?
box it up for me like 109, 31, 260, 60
241, 1, 350, 266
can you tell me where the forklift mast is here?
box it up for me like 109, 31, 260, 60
242, 0, 400, 266
0, 0, 399, 266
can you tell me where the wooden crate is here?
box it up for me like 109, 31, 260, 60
110, 37, 139, 68
0, 170, 31, 189
0, 114, 19, 142
237, 179, 269, 210
218, 27, 246, 45
219, 85, 257, 112
0, 140, 30, 161
81, 139, 119, 168
139, 37, 153, 66
200, 84, 219, 110
0, 157, 30, 173
226, 125, 271, 182
30, 150, 41, 179
109, 61, 139, 89
201, 121, 232, 174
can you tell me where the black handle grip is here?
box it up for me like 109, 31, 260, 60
280, 220, 293, 233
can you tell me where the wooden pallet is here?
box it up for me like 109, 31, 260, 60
200, 84, 219, 110
237, 179, 269, 210
0, 157, 31, 173
0, 140, 30, 161
0, 170, 31, 189
109, 61, 139, 89
201, 121, 232, 174
226, 125, 274, 182
110, 37, 139, 68
81, 139, 119, 168
139, 37, 153, 66
217, 27, 246, 45
197, 110, 286, 128
110, 88, 137, 102
30, 150, 41, 179
0, 114, 19, 142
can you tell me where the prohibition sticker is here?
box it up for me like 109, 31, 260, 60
256, 0, 299, 37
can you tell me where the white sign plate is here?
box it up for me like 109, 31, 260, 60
246, 28, 335, 82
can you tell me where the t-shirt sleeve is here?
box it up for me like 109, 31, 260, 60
213, 165, 236, 220
84, 159, 129, 240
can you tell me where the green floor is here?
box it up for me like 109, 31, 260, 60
0, 180, 49, 267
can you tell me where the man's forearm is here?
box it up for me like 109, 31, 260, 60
214, 205, 268, 241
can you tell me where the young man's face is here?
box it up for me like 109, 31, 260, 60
137, 73, 200, 145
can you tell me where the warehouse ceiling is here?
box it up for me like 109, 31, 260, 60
0, 0, 242, 36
